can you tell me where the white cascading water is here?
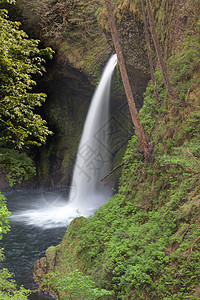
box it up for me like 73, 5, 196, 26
10, 54, 117, 228
69, 53, 117, 207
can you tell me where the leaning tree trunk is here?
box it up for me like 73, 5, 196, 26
141, 0, 159, 104
104, 0, 150, 157
146, 0, 175, 101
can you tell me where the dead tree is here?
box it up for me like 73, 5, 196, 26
105, 0, 150, 158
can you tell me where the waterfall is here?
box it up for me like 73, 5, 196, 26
9, 54, 117, 228
70, 53, 118, 207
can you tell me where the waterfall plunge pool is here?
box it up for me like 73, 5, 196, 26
0, 189, 69, 299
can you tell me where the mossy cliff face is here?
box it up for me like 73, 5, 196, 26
32, 0, 200, 299
7, 0, 152, 186
14, 0, 150, 79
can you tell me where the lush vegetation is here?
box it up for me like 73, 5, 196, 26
36, 11, 200, 299
0, 0, 53, 298
45, 270, 114, 299
0, 263, 31, 300
0, 0, 199, 299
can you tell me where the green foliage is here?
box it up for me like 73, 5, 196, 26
169, 33, 200, 100
0, 7, 54, 184
0, 8, 53, 149
183, 110, 200, 139
156, 216, 200, 299
0, 193, 30, 299
139, 71, 167, 138
78, 190, 177, 294
45, 107, 199, 298
0, 200, 30, 299
44, 270, 114, 299
158, 138, 200, 174
0, 148, 36, 186
0, 267, 31, 299
0, 193, 10, 239
72, 145, 199, 299
122, 135, 142, 175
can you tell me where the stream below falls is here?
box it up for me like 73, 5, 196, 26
0, 189, 68, 299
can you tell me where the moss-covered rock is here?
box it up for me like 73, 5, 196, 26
33, 217, 88, 297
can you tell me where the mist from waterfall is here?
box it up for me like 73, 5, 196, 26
9, 54, 118, 228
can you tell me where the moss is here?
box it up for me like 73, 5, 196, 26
33, 217, 88, 289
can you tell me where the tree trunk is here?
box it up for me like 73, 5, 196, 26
104, 0, 149, 157
146, 0, 175, 101
141, 0, 159, 104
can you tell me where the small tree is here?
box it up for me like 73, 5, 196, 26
0, 7, 54, 150
0, 2, 54, 184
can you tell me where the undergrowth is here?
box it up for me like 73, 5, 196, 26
39, 17, 200, 300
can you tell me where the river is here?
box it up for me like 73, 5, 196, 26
0, 189, 68, 299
